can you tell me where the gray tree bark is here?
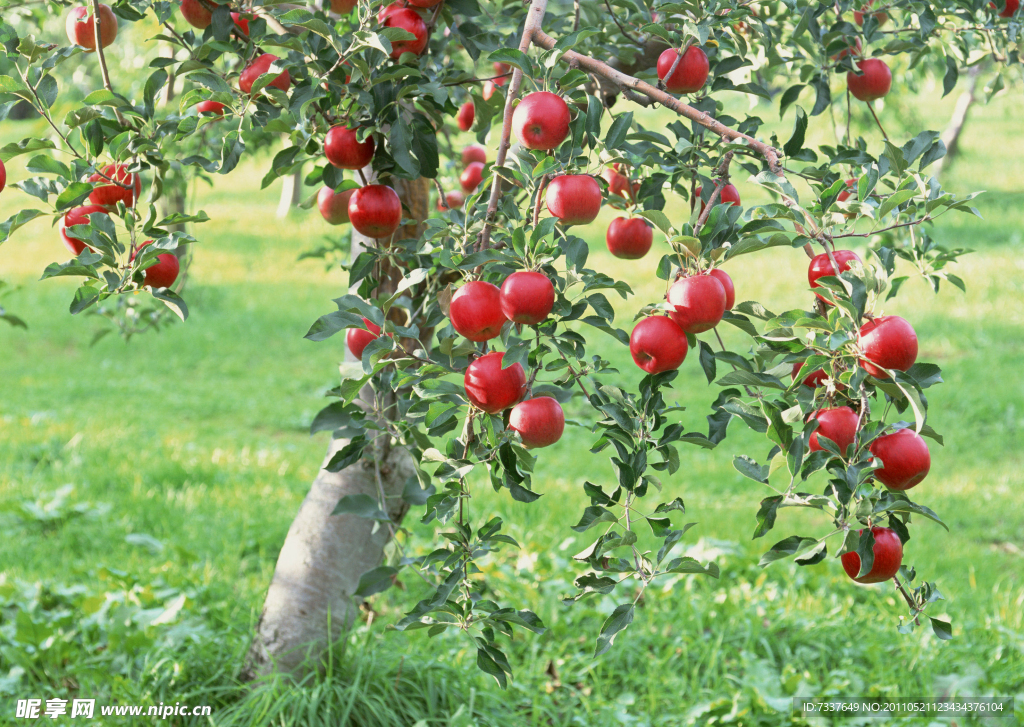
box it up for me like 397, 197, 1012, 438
935, 65, 982, 178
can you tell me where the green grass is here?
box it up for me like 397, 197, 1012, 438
1, 83, 1023, 726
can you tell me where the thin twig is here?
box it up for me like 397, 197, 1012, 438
90, 0, 127, 126
693, 151, 734, 234
603, 0, 643, 46
832, 217, 930, 239
866, 100, 889, 140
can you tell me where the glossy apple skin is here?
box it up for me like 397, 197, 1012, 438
456, 101, 474, 131
603, 166, 638, 200
694, 184, 741, 212
500, 271, 554, 325
509, 397, 565, 448
837, 178, 857, 202
464, 352, 527, 414
0, 159, 6, 194
377, 2, 405, 22
460, 162, 484, 193
630, 316, 688, 374
348, 184, 403, 238
437, 190, 464, 211
66, 4, 117, 50
667, 274, 727, 334
317, 186, 355, 225
841, 527, 903, 584
346, 318, 382, 359
707, 268, 735, 310
179, 0, 211, 28
384, 8, 428, 58
461, 144, 487, 166
993, 0, 1020, 16
545, 175, 602, 226
325, 126, 375, 170
196, 100, 226, 116
450, 281, 506, 341
853, 1, 889, 26
240, 54, 291, 95
132, 241, 180, 288
870, 428, 930, 490
88, 164, 141, 208
808, 249, 861, 304
330, 0, 358, 12
59, 205, 108, 255
606, 217, 653, 260
657, 46, 709, 93
847, 58, 892, 102
512, 92, 571, 150
808, 406, 859, 455
231, 12, 250, 34
858, 315, 918, 379
492, 62, 510, 86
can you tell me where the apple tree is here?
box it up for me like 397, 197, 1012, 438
0, 0, 1009, 682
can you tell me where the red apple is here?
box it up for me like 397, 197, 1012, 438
509, 397, 564, 448
331, 0, 358, 12
325, 126, 375, 170
694, 184, 741, 212
450, 281, 506, 341
837, 178, 857, 202
512, 92, 571, 151
808, 406, 859, 454
853, 1, 889, 26
408, 0, 441, 6
858, 315, 918, 378
88, 164, 142, 208
0, 159, 5, 194
456, 101, 475, 131
545, 174, 602, 226
462, 144, 487, 166
384, 8, 428, 58
831, 37, 862, 61
492, 61, 511, 86
707, 268, 735, 310
792, 361, 833, 389
606, 217, 653, 260
460, 162, 485, 193
499, 271, 554, 325
841, 527, 903, 584
179, 0, 211, 29
992, 0, 1020, 16
231, 12, 250, 35
196, 100, 226, 116
869, 428, 930, 490
346, 318, 382, 359
131, 241, 180, 288
437, 190, 465, 211
317, 186, 356, 225
657, 46, 709, 93
847, 58, 891, 102
667, 274, 727, 334
59, 205, 108, 255
482, 80, 497, 101
348, 184, 402, 238
377, 2, 406, 22
240, 54, 291, 95
464, 352, 527, 414
630, 316, 688, 374
808, 249, 861, 303
66, 4, 117, 51
603, 164, 639, 200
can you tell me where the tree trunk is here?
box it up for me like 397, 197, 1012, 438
935, 65, 981, 177
277, 166, 304, 218
244, 174, 430, 679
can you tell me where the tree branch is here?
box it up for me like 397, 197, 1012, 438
693, 151, 734, 234
90, 0, 126, 127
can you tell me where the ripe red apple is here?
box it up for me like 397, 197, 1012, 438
492, 61, 511, 86
512, 92, 571, 151
992, 0, 1020, 16
694, 184, 741, 212
462, 144, 487, 166
66, 4, 117, 51
630, 316, 688, 374
657, 46, 710, 93
707, 268, 735, 310
464, 352, 527, 414
841, 527, 903, 584
482, 80, 497, 101
847, 58, 891, 102
348, 184, 402, 238
450, 281, 506, 341
667, 274, 727, 334
853, 1, 889, 26
196, 100, 226, 116
408, 0, 441, 6
377, 2, 406, 22
331, 0, 358, 13
831, 37, 862, 61
0, 159, 5, 194
869, 428, 930, 491
384, 8, 428, 58
603, 165, 639, 200
545, 174, 602, 226
179, 0, 211, 28
131, 241, 180, 288
606, 217, 653, 260
317, 186, 356, 225
325, 126, 375, 170
509, 397, 564, 448
231, 12, 250, 35
807, 249, 861, 303
808, 406, 859, 454
837, 178, 857, 202
858, 315, 918, 378
499, 271, 554, 325
437, 190, 465, 211
88, 164, 141, 208
347, 318, 382, 359
240, 54, 291, 95
456, 101, 474, 131
59, 205, 108, 255
791, 361, 846, 391
460, 162, 485, 193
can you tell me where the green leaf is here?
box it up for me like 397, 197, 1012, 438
604, 111, 633, 151
734, 455, 768, 484
571, 506, 618, 532
488, 48, 532, 77
758, 535, 819, 567
354, 565, 398, 597
930, 617, 953, 640
330, 492, 390, 520
595, 603, 634, 656
0, 209, 45, 244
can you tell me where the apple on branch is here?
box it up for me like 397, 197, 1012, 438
317, 187, 356, 225
629, 316, 688, 374
509, 397, 564, 448
450, 281, 506, 341
463, 352, 527, 414
65, 4, 117, 51
499, 272, 554, 325
841, 527, 903, 584
347, 184, 403, 239
667, 274, 727, 334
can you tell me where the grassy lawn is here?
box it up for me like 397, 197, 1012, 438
1, 84, 1022, 726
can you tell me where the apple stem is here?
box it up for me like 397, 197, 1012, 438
531, 174, 549, 228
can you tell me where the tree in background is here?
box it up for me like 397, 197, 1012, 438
0, 0, 1015, 684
